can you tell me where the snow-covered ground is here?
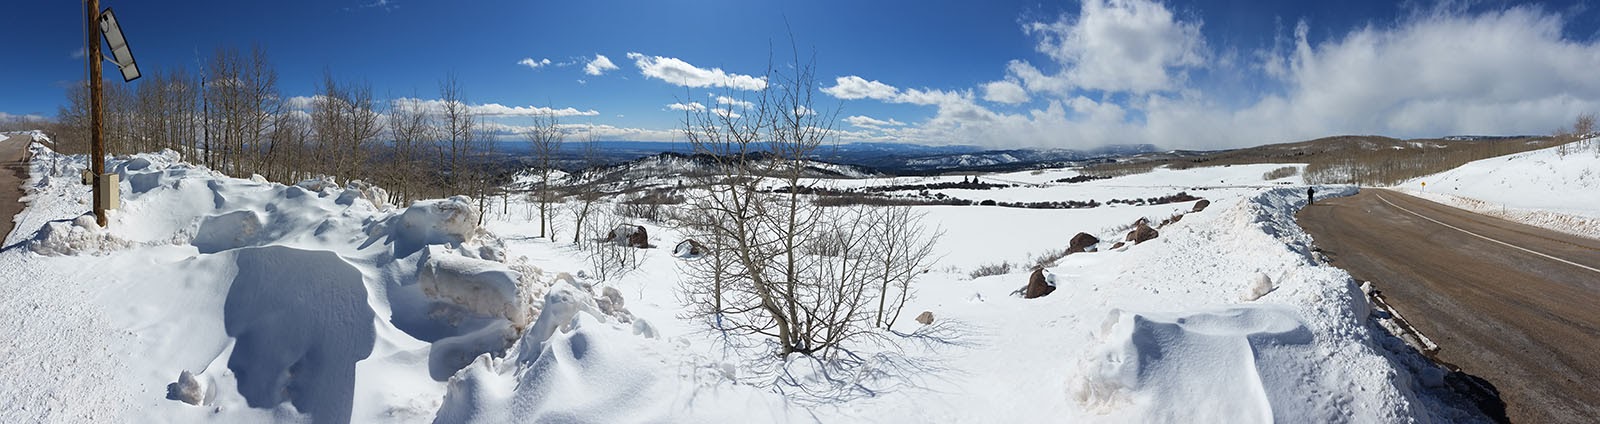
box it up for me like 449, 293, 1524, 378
1396, 138, 1600, 239
0, 135, 1481, 423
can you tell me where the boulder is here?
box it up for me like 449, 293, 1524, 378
1111, 242, 1126, 250
1024, 268, 1056, 299
673, 239, 707, 257
1066, 232, 1100, 254
628, 226, 650, 248
606, 224, 651, 248
1192, 199, 1211, 212
915, 311, 935, 325
165, 370, 203, 406
1126, 220, 1159, 244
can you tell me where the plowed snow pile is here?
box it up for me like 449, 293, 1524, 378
0, 137, 1483, 423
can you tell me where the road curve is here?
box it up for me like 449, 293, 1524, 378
1297, 188, 1600, 423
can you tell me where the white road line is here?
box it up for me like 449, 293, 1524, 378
1376, 193, 1600, 275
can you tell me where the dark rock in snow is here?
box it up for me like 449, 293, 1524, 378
915, 311, 935, 325
1024, 268, 1056, 299
673, 239, 707, 257
607, 224, 651, 248
1192, 199, 1211, 212
1066, 232, 1100, 254
1127, 221, 1160, 244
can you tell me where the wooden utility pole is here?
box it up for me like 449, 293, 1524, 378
86, 0, 107, 227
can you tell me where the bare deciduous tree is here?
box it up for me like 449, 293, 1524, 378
388, 93, 437, 204
676, 53, 941, 357
525, 111, 564, 239
569, 131, 605, 244
437, 73, 476, 198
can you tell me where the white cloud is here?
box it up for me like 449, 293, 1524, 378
518, 57, 552, 70
667, 102, 706, 112
821, 76, 900, 100
714, 95, 754, 109
1021, 0, 1207, 94
478, 122, 681, 142
625, 53, 767, 90
284, 95, 322, 111
584, 54, 619, 76
844, 115, 905, 128
712, 108, 741, 119
389, 98, 599, 117
982, 80, 1030, 104
826, 5, 1600, 150
0, 112, 48, 122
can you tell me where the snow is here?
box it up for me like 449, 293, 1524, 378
0, 135, 1487, 423
1397, 137, 1600, 239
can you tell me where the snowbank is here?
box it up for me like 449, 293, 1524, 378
435, 285, 799, 423
1, 145, 564, 423
1398, 138, 1600, 239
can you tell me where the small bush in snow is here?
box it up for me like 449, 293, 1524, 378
969, 262, 1013, 279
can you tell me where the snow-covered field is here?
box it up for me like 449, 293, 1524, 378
1396, 138, 1600, 239
0, 134, 1483, 422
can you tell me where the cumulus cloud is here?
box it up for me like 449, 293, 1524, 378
982, 80, 1030, 104
584, 54, 619, 76
821, 76, 900, 100
0, 112, 48, 122
667, 102, 706, 112
626, 53, 767, 90
479, 122, 681, 142
844, 115, 905, 128
284, 95, 322, 111
712, 108, 741, 119
1021, 0, 1206, 94
714, 95, 754, 109
826, 4, 1600, 150
389, 98, 599, 117
518, 58, 553, 70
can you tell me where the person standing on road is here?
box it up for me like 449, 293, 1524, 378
1308, 186, 1316, 205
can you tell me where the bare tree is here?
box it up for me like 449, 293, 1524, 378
524, 111, 564, 239
388, 93, 436, 204
436, 73, 476, 198
568, 131, 605, 243
676, 52, 942, 358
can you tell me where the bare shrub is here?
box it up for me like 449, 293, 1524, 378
968, 262, 1013, 279
1028, 248, 1071, 270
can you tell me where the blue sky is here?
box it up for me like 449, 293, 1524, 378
5, 0, 1600, 149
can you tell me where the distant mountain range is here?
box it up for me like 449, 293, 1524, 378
492, 140, 1161, 175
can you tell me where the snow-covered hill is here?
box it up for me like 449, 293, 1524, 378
1398, 138, 1600, 239
0, 136, 1487, 422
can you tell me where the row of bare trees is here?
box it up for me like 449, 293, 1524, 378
48, 45, 535, 208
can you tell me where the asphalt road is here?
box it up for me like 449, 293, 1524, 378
1298, 189, 1600, 423
0, 134, 29, 241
